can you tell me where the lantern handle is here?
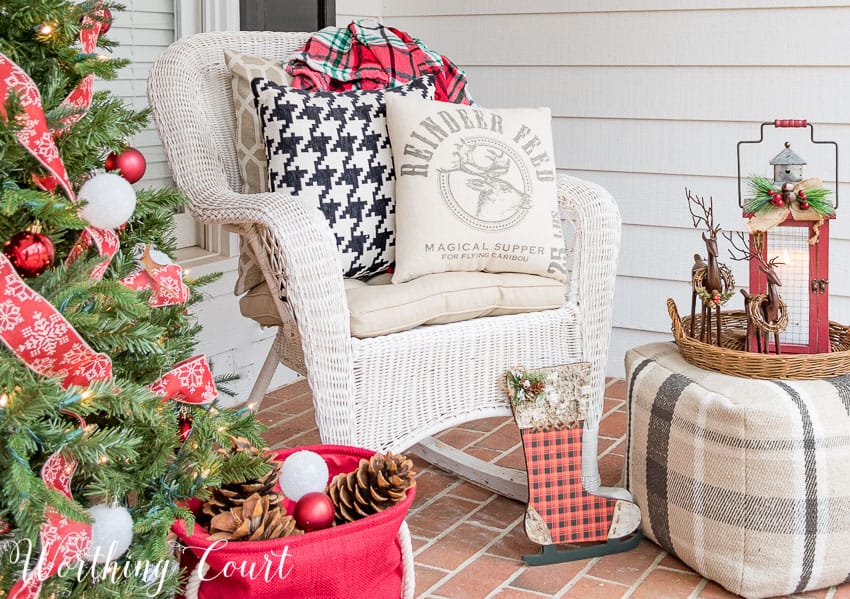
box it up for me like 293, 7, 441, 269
737, 120, 838, 210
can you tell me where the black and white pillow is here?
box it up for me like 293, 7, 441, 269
251, 76, 436, 278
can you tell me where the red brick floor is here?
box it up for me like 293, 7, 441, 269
257, 378, 847, 599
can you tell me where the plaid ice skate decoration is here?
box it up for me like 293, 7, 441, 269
523, 426, 616, 544
252, 76, 435, 278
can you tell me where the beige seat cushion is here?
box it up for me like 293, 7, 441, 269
240, 271, 567, 338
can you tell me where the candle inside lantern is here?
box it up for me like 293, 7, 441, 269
768, 230, 810, 346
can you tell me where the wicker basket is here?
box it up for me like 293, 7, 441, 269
667, 298, 850, 379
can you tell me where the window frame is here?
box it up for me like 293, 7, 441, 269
172, 0, 241, 272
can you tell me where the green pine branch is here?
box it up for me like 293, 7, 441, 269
0, 1, 270, 597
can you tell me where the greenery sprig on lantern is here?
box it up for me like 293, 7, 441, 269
745, 175, 834, 216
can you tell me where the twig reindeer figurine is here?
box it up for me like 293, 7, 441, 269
689, 253, 707, 338
726, 232, 788, 354
686, 189, 734, 346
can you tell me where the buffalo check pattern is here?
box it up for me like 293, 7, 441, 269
521, 425, 616, 543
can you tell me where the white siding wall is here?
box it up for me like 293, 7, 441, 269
337, 0, 382, 23
103, 0, 174, 189
381, 0, 850, 377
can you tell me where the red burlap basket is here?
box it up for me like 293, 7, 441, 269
173, 445, 416, 599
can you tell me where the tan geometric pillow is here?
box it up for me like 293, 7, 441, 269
223, 50, 293, 194
385, 94, 568, 284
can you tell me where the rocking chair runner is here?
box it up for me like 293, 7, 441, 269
148, 30, 621, 509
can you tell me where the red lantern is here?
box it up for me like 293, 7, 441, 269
737, 120, 837, 354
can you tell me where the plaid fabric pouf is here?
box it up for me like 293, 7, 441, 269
626, 342, 850, 599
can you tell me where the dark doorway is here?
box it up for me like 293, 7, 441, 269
240, 0, 336, 31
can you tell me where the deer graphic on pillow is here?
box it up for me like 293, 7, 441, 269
442, 139, 532, 221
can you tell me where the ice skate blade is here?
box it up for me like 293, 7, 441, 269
522, 530, 643, 566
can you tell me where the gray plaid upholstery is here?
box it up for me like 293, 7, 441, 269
626, 342, 850, 598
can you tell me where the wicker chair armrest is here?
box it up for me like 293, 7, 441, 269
252, 196, 357, 443
146, 33, 356, 442
189, 185, 359, 442
557, 174, 622, 423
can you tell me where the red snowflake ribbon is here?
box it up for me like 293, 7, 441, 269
7, 452, 92, 599
54, 9, 106, 133
0, 253, 113, 387
120, 263, 190, 307
66, 228, 121, 281
148, 355, 217, 405
0, 53, 75, 200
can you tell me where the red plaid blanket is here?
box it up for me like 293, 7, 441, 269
286, 20, 473, 104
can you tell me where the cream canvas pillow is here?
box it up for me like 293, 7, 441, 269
223, 50, 293, 194
386, 94, 568, 283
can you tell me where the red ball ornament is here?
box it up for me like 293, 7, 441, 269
797, 190, 807, 200
3, 230, 54, 278
178, 415, 193, 442
105, 147, 146, 184
712, 294, 721, 305
293, 492, 335, 532
80, 6, 112, 34
98, 7, 112, 34
799, 201, 811, 211
774, 197, 785, 207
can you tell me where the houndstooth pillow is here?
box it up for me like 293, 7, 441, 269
252, 76, 436, 279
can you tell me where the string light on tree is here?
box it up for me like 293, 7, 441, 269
34, 20, 58, 41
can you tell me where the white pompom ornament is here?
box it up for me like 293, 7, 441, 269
279, 450, 329, 502
83, 503, 134, 563
77, 173, 137, 230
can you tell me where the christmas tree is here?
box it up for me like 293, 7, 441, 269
0, 1, 271, 597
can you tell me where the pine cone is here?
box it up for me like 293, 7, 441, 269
208, 492, 302, 541
200, 437, 281, 525
326, 452, 415, 524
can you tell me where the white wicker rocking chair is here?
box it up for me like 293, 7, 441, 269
148, 27, 621, 521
